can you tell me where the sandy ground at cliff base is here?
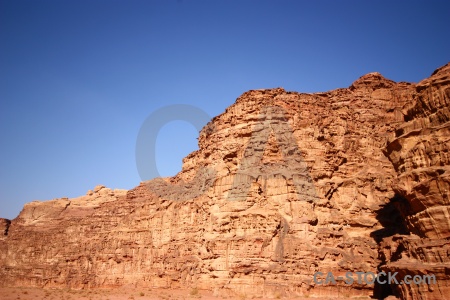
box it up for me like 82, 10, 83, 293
0, 286, 366, 300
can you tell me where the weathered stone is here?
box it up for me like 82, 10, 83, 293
382, 63, 450, 299
1, 63, 449, 300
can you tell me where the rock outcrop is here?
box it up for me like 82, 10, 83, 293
0, 63, 449, 299
381, 63, 450, 300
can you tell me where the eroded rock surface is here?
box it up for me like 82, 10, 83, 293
382, 63, 450, 300
1, 63, 449, 299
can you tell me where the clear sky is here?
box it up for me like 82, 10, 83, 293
1, 0, 449, 219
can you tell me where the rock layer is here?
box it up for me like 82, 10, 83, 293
382, 63, 450, 299
1, 63, 449, 299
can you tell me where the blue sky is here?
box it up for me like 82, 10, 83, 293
1, 0, 449, 219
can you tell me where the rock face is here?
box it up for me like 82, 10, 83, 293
381, 63, 450, 300
0, 63, 449, 299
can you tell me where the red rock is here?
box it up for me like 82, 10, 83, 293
1, 63, 449, 300
382, 62, 450, 299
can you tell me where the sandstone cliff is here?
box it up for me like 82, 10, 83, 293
381, 63, 450, 300
1, 63, 449, 299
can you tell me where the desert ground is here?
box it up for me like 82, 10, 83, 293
0, 286, 363, 300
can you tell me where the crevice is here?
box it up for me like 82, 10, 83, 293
2, 219, 11, 236
370, 194, 410, 243
274, 217, 289, 262
371, 194, 410, 299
